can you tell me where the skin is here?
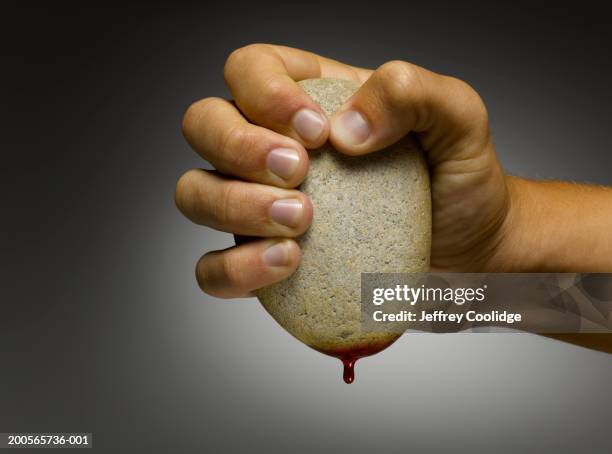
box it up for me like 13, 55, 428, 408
176, 44, 612, 352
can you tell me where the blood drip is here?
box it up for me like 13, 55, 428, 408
316, 340, 396, 384
341, 357, 357, 384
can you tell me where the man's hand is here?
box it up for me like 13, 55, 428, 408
176, 44, 612, 299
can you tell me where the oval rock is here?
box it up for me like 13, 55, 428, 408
254, 78, 431, 359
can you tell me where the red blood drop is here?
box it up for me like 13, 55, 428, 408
341, 357, 357, 384
315, 338, 398, 384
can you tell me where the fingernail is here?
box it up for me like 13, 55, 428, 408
333, 110, 370, 146
262, 241, 290, 267
269, 199, 303, 227
267, 148, 300, 180
292, 109, 326, 142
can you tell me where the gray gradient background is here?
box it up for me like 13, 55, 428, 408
1, 2, 611, 453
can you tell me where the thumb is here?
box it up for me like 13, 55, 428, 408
329, 60, 490, 164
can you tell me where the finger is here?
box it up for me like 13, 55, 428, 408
329, 60, 490, 162
224, 43, 371, 148
175, 169, 313, 237
196, 239, 300, 298
182, 97, 309, 188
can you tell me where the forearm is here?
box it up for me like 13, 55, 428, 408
494, 176, 612, 272
487, 177, 612, 352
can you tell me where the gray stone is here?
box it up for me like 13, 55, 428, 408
255, 78, 431, 357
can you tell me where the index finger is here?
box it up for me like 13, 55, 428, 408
223, 44, 371, 148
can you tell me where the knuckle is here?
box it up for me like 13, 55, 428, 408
219, 254, 246, 288
224, 47, 249, 80
195, 254, 212, 293
196, 251, 245, 295
216, 180, 246, 227
450, 77, 489, 130
377, 60, 423, 104
175, 169, 200, 214
232, 130, 259, 171
261, 75, 287, 103
181, 101, 201, 140
253, 75, 292, 118
220, 254, 242, 287
224, 43, 268, 81
196, 252, 223, 294
181, 97, 218, 141
215, 180, 271, 233
219, 124, 259, 172
221, 123, 248, 154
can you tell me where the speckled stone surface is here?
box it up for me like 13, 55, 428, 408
255, 78, 431, 355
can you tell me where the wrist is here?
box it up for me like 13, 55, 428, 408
486, 176, 612, 272
480, 176, 529, 272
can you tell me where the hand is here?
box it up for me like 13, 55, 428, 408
175, 44, 509, 297
176, 44, 612, 299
